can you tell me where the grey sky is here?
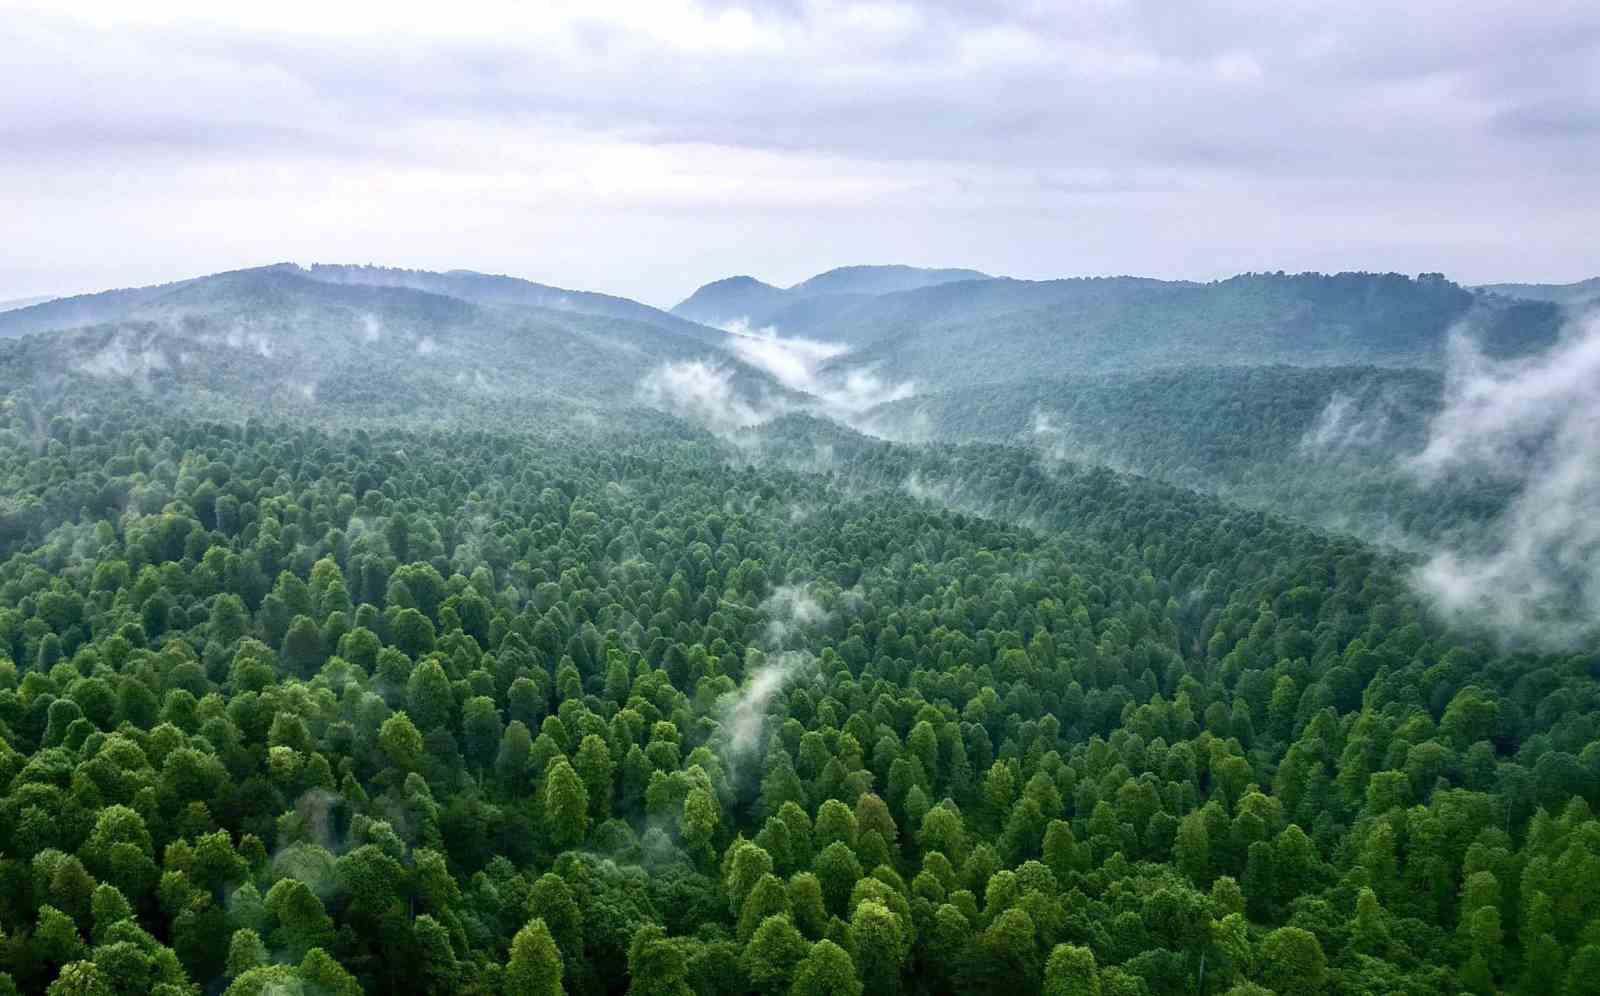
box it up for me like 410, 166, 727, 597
2, 1, 1595, 307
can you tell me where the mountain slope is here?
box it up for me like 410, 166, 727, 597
0, 295, 55, 313
0, 276, 207, 338
0, 266, 789, 418
861, 363, 1522, 545
301, 264, 728, 346
1477, 276, 1600, 312
0, 262, 728, 347
671, 276, 791, 328
811, 271, 1560, 390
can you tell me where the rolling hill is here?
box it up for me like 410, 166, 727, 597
0, 295, 55, 313
1477, 276, 1600, 312
675, 268, 1562, 395
812, 272, 1560, 390
672, 264, 991, 329
0, 265, 791, 421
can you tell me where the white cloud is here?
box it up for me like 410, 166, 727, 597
1409, 318, 1600, 648
636, 359, 775, 434
1, 2, 1597, 302
721, 318, 915, 417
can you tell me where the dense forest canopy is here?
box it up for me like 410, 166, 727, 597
0, 261, 1596, 996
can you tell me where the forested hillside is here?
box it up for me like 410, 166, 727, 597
672, 267, 989, 330
1476, 278, 1600, 312
0, 267, 789, 419
673, 270, 1563, 393
0, 261, 1595, 996
814, 274, 1558, 389
862, 365, 1519, 546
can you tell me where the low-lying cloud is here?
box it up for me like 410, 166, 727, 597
1409, 318, 1600, 649
716, 582, 837, 768
1299, 388, 1402, 457
636, 359, 776, 436
723, 318, 915, 417
759, 583, 832, 648
77, 336, 169, 381
719, 651, 815, 764
1031, 408, 1133, 476
635, 317, 916, 437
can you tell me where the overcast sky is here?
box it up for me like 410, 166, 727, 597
2, 1, 1596, 307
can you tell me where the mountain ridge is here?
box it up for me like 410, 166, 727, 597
672, 263, 993, 328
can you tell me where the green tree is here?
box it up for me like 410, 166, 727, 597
1256, 926, 1326, 996
1043, 944, 1101, 996
543, 758, 590, 849
574, 734, 616, 821
226, 929, 268, 977
393, 607, 438, 659
741, 915, 808, 996
462, 695, 505, 771
506, 918, 564, 996
378, 712, 425, 774
405, 658, 454, 731
850, 899, 908, 995
280, 615, 325, 677
45, 962, 111, 996
789, 940, 862, 996
628, 923, 693, 996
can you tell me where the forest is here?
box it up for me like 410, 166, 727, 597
0, 263, 1595, 996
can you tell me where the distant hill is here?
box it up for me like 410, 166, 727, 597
4, 262, 1569, 463
672, 276, 792, 329
672, 264, 991, 328
0, 265, 788, 418
0, 295, 55, 313
675, 267, 1560, 394
809, 271, 1561, 391
0, 262, 725, 345
0, 277, 207, 338
301, 264, 727, 346
862, 364, 1514, 544
1477, 276, 1600, 312
789, 264, 992, 298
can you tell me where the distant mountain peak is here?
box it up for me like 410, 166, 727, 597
708, 275, 779, 290
787, 264, 991, 296
671, 264, 993, 328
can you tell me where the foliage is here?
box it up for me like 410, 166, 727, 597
0, 315, 1591, 996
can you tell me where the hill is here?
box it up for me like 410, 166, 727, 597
301, 264, 727, 346
788, 264, 992, 298
861, 364, 1523, 544
1477, 276, 1600, 312
0, 295, 55, 314
672, 264, 991, 328
0, 265, 788, 420
0, 276, 207, 338
809, 272, 1560, 390
1, 258, 1597, 996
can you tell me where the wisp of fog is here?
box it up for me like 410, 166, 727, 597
716, 584, 832, 770
636, 316, 916, 438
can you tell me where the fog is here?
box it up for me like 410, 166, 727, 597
715, 583, 836, 771
1410, 318, 1600, 649
722, 318, 916, 417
